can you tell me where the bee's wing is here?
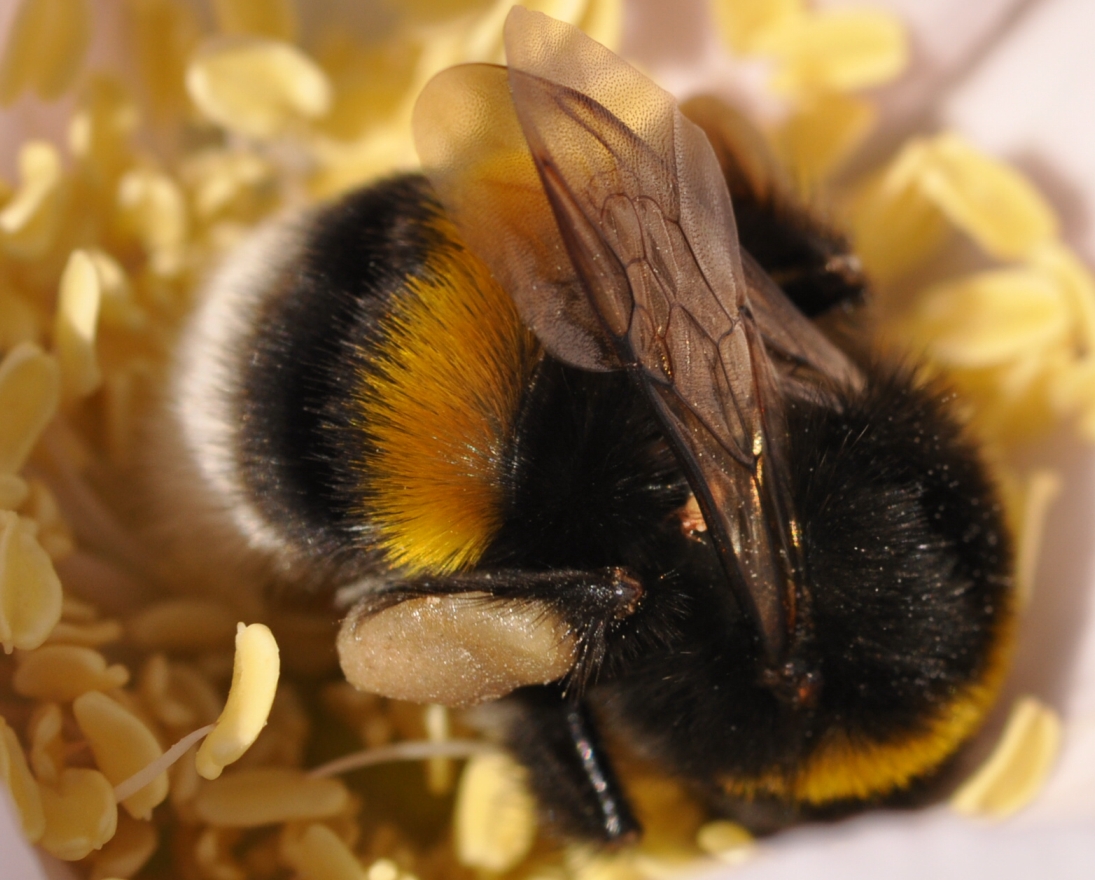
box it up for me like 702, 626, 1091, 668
412, 62, 615, 371
679, 95, 788, 212
415, 8, 859, 664
741, 252, 863, 395
488, 14, 781, 658
682, 97, 863, 390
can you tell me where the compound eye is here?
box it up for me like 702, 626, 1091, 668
337, 594, 578, 708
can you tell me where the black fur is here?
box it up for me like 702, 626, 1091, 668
477, 354, 1009, 837
580, 368, 1009, 808
733, 198, 865, 317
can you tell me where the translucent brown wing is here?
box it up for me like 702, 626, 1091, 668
414, 8, 860, 665
412, 61, 614, 370
680, 95, 787, 211
683, 94, 869, 320
741, 252, 862, 396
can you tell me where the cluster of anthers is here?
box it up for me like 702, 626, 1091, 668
0, 0, 1084, 878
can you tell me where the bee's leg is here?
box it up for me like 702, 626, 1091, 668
340, 569, 643, 840
339, 566, 642, 620
337, 566, 645, 709
338, 566, 642, 686
500, 686, 641, 844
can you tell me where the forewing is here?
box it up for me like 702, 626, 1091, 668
680, 94, 786, 207
502, 8, 806, 660
412, 62, 614, 370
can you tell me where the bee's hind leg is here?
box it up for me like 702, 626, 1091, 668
337, 565, 645, 841
493, 686, 641, 845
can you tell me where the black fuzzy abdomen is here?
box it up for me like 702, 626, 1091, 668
586, 365, 1013, 810
788, 367, 1013, 743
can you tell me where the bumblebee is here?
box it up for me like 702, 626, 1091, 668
156, 9, 1013, 843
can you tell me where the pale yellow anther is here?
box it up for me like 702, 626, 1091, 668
45, 618, 124, 648
1030, 242, 1095, 356
139, 654, 207, 730
196, 622, 280, 780
0, 341, 58, 475
0, 141, 65, 260
28, 702, 66, 784
53, 250, 104, 400
0, 0, 92, 104
84, 248, 144, 332
0, 716, 45, 842
919, 133, 1057, 261
146, 656, 224, 730
696, 820, 755, 865
89, 814, 158, 880
951, 696, 1061, 819
12, 644, 129, 700
713, 0, 803, 54
126, 598, 239, 652
281, 822, 368, 880
18, 478, 73, 566
212, 0, 298, 41
73, 690, 168, 820
38, 767, 118, 861
182, 149, 278, 223
906, 268, 1069, 368
367, 859, 400, 880
0, 474, 29, 510
115, 168, 189, 262
196, 825, 254, 879
186, 37, 332, 140
454, 752, 537, 872
193, 767, 350, 827
758, 9, 908, 96
124, 0, 201, 120
0, 510, 63, 653
68, 75, 139, 182
848, 141, 949, 280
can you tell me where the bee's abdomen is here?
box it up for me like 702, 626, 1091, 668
788, 366, 1014, 725
772, 365, 1015, 802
